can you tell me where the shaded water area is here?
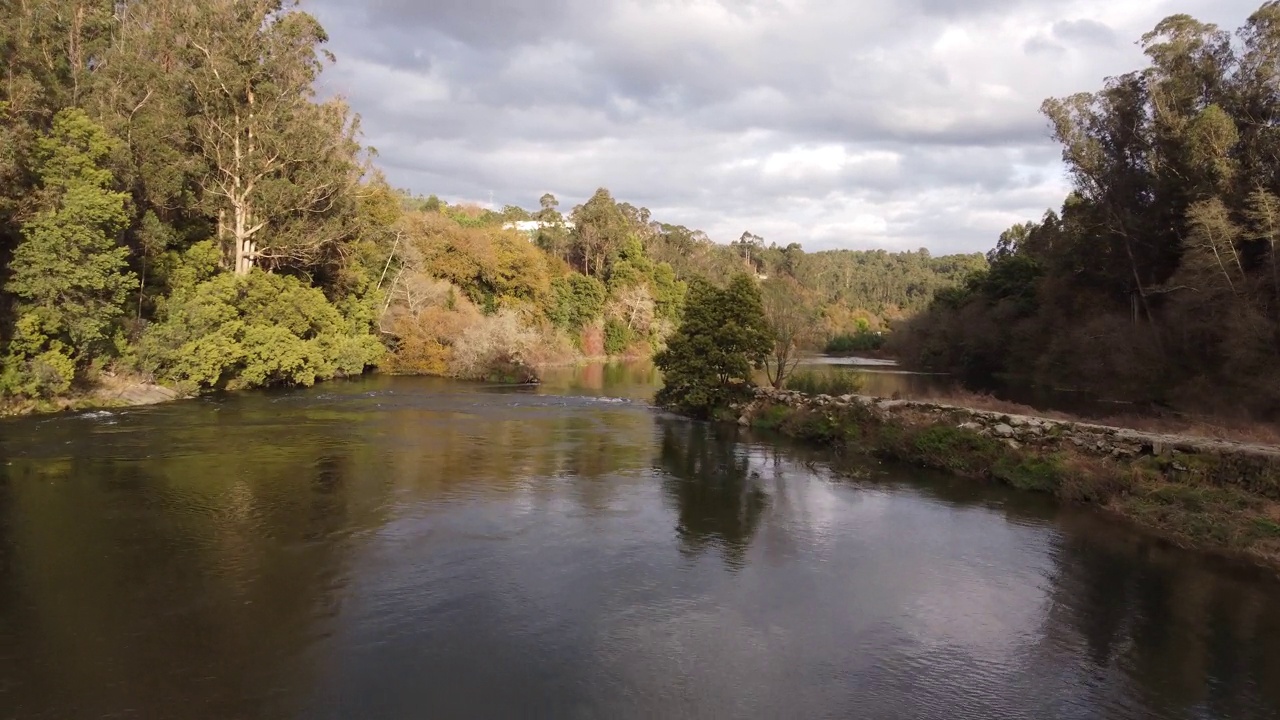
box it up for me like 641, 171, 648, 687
2, 364, 1280, 719
798, 355, 956, 399
801, 355, 1166, 419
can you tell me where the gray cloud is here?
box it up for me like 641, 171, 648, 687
1023, 35, 1066, 55
1052, 19, 1119, 46
360, 0, 580, 47
305, 0, 1262, 253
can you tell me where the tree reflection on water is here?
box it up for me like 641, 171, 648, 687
656, 418, 766, 568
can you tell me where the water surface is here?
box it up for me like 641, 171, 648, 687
1, 366, 1279, 719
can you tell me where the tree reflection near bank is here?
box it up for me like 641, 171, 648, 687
656, 418, 767, 568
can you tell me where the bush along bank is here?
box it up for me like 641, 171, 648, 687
731, 387, 1280, 568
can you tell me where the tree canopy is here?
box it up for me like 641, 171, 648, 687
0, 0, 389, 401
654, 275, 771, 417
894, 2, 1280, 417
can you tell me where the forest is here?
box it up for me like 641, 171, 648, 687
0, 0, 982, 413
893, 2, 1280, 419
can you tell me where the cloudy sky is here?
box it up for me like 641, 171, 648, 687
305, 0, 1260, 254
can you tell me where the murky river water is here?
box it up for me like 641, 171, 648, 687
2, 364, 1279, 719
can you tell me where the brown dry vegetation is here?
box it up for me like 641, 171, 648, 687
378, 213, 583, 381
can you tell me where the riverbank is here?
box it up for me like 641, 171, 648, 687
731, 386, 1280, 569
0, 354, 648, 419
0, 375, 185, 418
817, 352, 1280, 445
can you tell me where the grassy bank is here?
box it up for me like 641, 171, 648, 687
741, 397, 1280, 568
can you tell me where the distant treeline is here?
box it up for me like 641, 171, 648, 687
386, 191, 985, 375
414, 194, 986, 338
894, 3, 1280, 418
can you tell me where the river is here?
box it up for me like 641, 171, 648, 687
1, 363, 1279, 719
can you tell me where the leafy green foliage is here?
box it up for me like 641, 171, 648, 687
570, 188, 631, 278
904, 425, 1004, 475
140, 271, 383, 391
1, 109, 136, 398
749, 403, 793, 431
0, 315, 78, 398
653, 233, 983, 320
603, 317, 633, 355
992, 454, 1068, 493
649, 262, 686, 321
0, 0, 403, 405
549, 274, 607, 330
654, 275, 771, 417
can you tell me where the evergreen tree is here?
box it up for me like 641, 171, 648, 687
655, 275, 770, 417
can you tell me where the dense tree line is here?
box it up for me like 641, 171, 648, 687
467, 185, 984, 329
388, 188, 987, 374
0, 0, 389, 403
379, 192, 689, 381
524, 191, 985, 336
895, 3, 1280, 417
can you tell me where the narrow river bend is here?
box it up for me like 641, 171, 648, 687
2, 365, 1279, 719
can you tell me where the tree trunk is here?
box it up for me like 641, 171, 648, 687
218, 209, 228, 268
137, 258, 146, 321
231, 202, 258, 275
234, 201, 246, 274
1123, 242, 1168, 354
1270, 236, 1279, 317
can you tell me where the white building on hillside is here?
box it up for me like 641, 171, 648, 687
502, 219, 574, 238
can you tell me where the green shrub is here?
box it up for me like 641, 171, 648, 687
603, 317, 633, 355
993, 454, 1066, 492
549, 274, 606, 330
0, 346, 76, 399
1252, 517, 1280, 538
825, 331, 885, 354
905, 424, 1002, 474
1, 110, 137, 397
751, 403, 792, 431
783, 408, 847, 443
140, 271, 384, 391
784, 368, 864, 396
